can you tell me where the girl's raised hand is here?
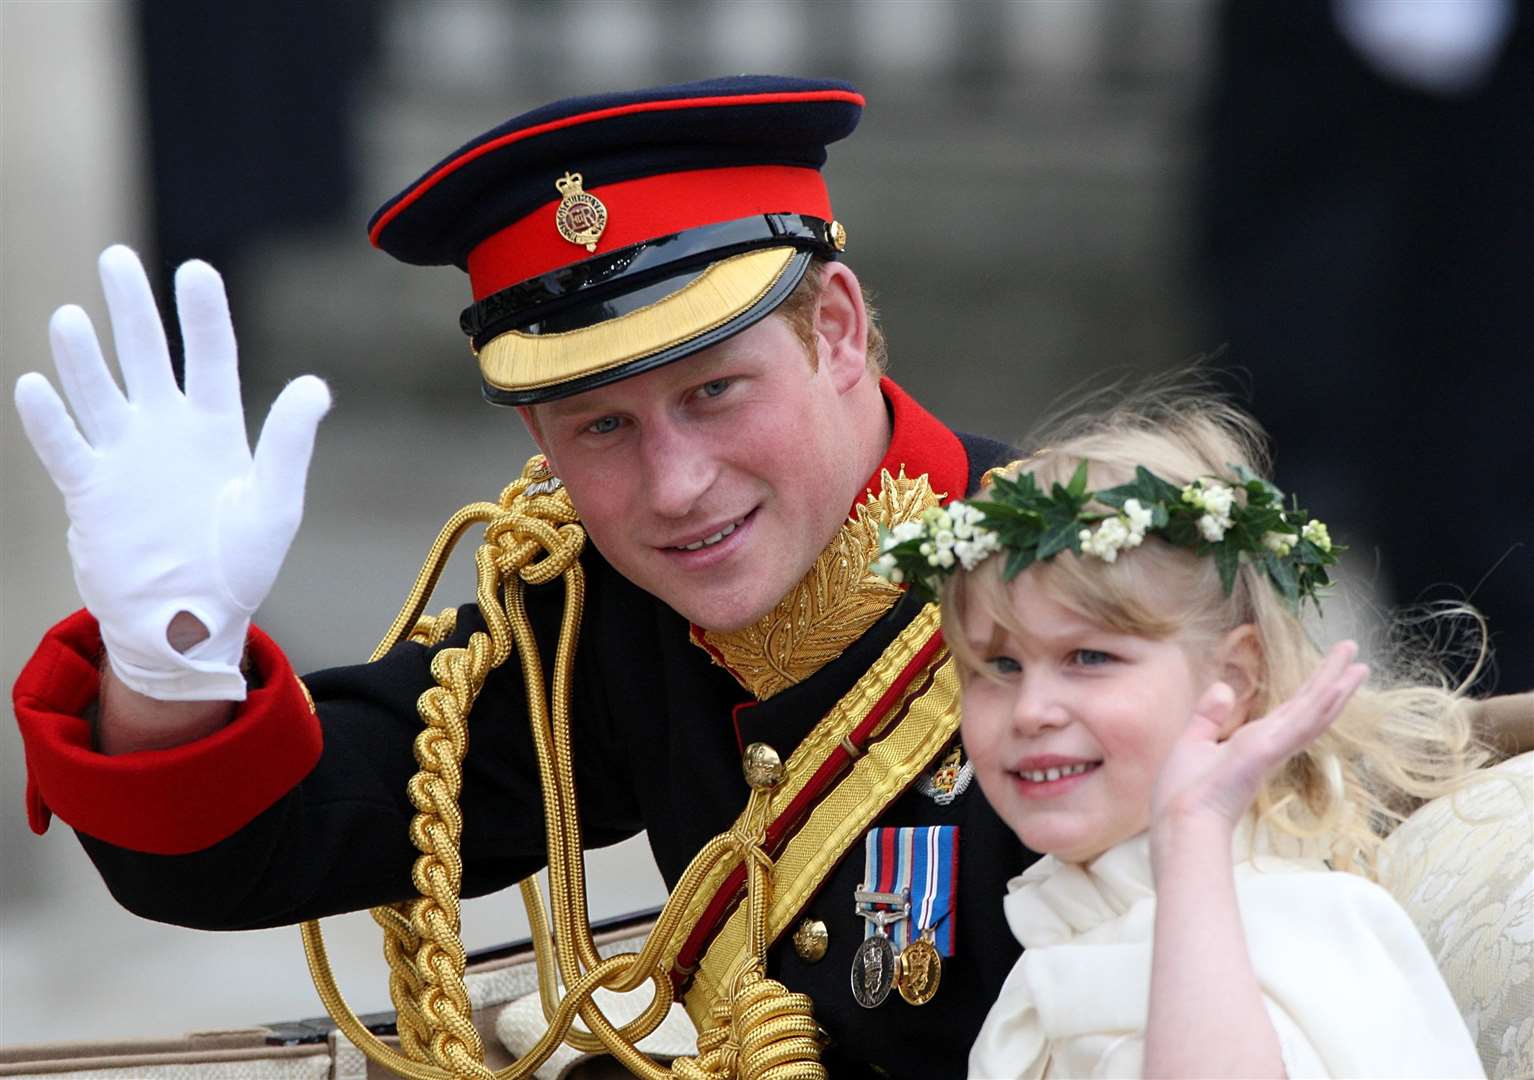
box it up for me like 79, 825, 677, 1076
1151, 640, 1369, 841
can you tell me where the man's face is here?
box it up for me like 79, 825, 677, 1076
526, 314, 867, 631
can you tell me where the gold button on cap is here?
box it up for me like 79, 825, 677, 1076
793, 918, 830, 963
742, 742, 785, 789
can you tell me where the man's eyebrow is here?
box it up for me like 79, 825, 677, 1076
540, 395, 615, 422
540, 354, 735, 421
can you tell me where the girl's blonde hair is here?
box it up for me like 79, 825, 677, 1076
942, 388, 1493, 877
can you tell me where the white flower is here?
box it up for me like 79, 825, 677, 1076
922, 506, 950, 530
870, 552, 908, 585
1200, 481, 1236, 522
919, 541, 934, 557
928, 547, 955, 569
934, 529, 956, 551
1198, 513, 1228, 543
889, 521, 924, 544
947, 500, 987, 540
1263, 531, 1298, 557
1184, 479, 1234, 541
1079, 501, 1152, 564
1081, 515, 1132, 562
954, 528, 1002, 570
1122, 498, 1153, 541
1302, 519, 1333, 553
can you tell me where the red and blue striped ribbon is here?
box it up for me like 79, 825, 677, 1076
860, 825, 959, 957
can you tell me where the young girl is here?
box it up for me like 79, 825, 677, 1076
874, 393, 1491, 1078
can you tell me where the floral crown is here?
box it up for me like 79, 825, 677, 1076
871, 460, 1339, 611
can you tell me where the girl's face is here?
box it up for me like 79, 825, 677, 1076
958, 571, 1215, 864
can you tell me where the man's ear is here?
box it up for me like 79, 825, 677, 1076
814, 261, 869, 394
1213, 624, 1264, 737
517, 404, 545, 449
518, 405, 554, 464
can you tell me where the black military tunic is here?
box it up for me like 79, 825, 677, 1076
68, 429, 1032, 1077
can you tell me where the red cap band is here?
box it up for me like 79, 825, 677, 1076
466, 164, 831, 300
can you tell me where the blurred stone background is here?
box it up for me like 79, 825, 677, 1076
3, 0, 1526, 1048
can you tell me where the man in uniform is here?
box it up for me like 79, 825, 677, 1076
12, 77, 1026, 1075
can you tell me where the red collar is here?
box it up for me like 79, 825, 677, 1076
857, 377, 968, 514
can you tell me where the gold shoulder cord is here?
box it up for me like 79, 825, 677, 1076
299, 456, 826, 1080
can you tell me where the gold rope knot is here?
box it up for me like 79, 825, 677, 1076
667, 784, 823, 1079
483, 481, 583, 587
673, 969, 825, 1080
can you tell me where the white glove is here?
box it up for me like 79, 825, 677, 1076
14, 245, 331, 701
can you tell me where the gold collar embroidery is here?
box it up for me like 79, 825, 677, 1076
692, 468, 944, 699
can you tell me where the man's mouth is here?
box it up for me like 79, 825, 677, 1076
669, 516, 748, 552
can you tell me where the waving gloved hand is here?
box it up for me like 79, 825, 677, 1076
14, 245, 330, 701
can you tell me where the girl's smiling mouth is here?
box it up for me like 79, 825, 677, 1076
1007, 757, 1102, 797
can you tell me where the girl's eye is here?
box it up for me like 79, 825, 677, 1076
1071, 649, 1114, 667
586, 415, 622, 435
988, 655, 1021, 676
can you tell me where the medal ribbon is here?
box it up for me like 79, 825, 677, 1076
861, 825, 959, 956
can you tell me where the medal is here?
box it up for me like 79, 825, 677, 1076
850, 888, 908, 1009
850, 930, 896, 1008
895, 931, 942, 1006
859, 826, 960, 1006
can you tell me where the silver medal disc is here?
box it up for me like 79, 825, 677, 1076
850, 933, 896, 1008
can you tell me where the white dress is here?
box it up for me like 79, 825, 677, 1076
968, 826, 1484, 1079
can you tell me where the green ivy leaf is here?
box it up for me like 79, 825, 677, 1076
1215, 541, 1241, 595
1139, 467, 1183, 505
1265, 552, 1299, 604
1037, 519, 1080, 560
1004, 547, 1036, 580
1094, 483, 1135, 510
1066, 460, 1090, 501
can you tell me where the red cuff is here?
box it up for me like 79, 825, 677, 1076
12, 610, 323, 855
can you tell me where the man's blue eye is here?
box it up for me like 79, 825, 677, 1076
699, 379, 730, 398
588, 416, 621, 435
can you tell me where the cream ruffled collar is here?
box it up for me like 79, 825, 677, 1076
1003, 821, 1327, 950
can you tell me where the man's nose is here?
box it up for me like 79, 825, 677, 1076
638, 418, 717, 519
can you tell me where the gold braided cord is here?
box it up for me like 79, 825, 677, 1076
385, 607, 463, 1058
302, 458, 830, 1078
370, 502, 506, 663
374, 900, 431, 1061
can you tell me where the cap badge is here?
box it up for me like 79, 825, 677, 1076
554, 171, 607, 252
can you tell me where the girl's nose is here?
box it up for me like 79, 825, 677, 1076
1010, 674, 1069, 736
